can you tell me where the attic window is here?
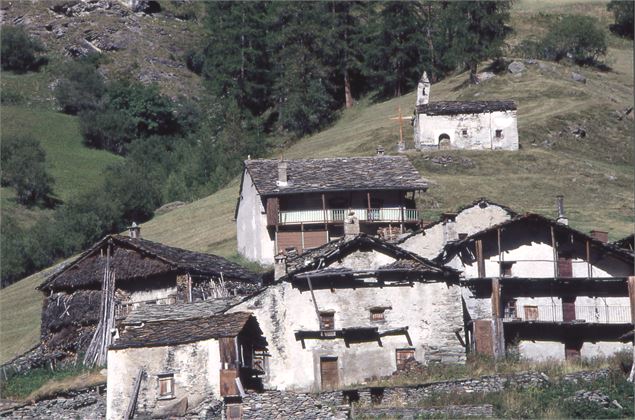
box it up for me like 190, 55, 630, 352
320, 311, 335, 331
461, 129, 468, 137
158, 374, 174, 399
500, 261, 515, 277
370, 308, 386, 322
495, 129, 503, 138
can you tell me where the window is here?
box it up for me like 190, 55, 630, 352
500, 261, 514, 277
524, 305, 539, 321
320, 311, 335, 331
462, 129, 468, 137
503, 299, 517, 319
370, 308, 386, 322
158, 374, 174, 399
495, 129, 503, 138
396, 348, 416, 370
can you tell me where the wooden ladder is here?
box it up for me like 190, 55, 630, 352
124, 368, 145, 420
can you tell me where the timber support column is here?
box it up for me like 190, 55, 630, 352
491, 277, 505, 359
628, 276, 635, 323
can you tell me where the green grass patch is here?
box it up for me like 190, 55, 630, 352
0, 365, 95, 400
0, 105, 121, 204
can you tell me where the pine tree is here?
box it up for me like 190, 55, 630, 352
362, 1, 427, 98
442, 1, 512, 82
202, 1, 271, 115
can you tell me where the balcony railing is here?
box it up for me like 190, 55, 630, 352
278, 208, 420, 225
503, 305, 631, 324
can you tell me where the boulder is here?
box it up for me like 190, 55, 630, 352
571, 72, 586, 83
152, 397, 188, 418
476, 72, 495, 83
508, 61, 526, 74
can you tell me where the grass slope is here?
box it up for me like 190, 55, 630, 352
1, 2, 633, 364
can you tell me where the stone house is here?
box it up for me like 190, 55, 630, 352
107, 311, 267, 419
413, 72, 519, 150
228, 233, 464, 392
398, 198, 517, 259
436, 213, 634, 361
37, 226, 260, 364
235, 155, 428, 265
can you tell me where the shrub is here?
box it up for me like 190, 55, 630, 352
542, 15, 607, 65
54, 57, 106, 114
0, 135, 54, 206
0, 26, 47, 72
608, 0, 634, 39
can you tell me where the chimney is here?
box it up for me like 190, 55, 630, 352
376, 145, 385, 156
344, 210, 360, 240
277, 161, 288, 187
556, 195, 568, 225
442, 214, 458, 243
590, 230, 609, 243
274, 253, 287, 280
128, 222, 141, 239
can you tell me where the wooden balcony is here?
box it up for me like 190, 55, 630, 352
503, 305, 631, 324
278, 208, 420, 225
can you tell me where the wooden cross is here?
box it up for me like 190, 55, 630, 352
389, 105, 413, 151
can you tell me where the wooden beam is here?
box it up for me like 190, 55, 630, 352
367, 192, 371, 221
628, 276, 635, 323
322, 193, 328, 231
476, 239, 485, 278
550, 226, 558, 278
497, 228, 502, 277
586, 240, 592, 278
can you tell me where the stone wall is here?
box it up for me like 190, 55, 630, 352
0, 388, 105, 419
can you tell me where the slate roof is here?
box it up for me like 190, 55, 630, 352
40, 235, 259, 291
436, 213, 635, 264
122, 297, 246, 325
284, 234, 457, 280
416, 100, 517, 116
111, 312, 260, 349
243, 156, 428, 196
612, 234, 634, 253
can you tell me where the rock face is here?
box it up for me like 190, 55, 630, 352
0, 0, 203, 98
508, 61, 526, 74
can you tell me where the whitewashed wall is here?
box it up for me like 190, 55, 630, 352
107, 339, 220, 420
399, 202, 513, 259
414, 110, 518, 151
230, 250, 464, 392
237, 170, 275, 265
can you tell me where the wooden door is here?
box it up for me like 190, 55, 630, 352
524, 305, 539, 321
320, 357, 339, 390
473, 319, 494, 356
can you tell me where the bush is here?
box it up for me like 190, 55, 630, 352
54, 57, 106, 114
608, 0, 634, 39
543, 15, 607, 65
0, 135, 54, 206
0, 26, 47, 72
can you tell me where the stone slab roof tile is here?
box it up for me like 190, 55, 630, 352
244, 156, 428, 196
417, 100, 517, 116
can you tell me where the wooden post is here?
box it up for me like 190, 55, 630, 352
491, 277, 504, 359
322, 193, 328, 230
586, 240, 592, 278
627, 276, 635, 323
366, 192, 371, 221
550, 226, 558, 278
301, 223, 305, 252
399, 194, 405, 233
497, 228, 502, 277
475, 239, 485, 278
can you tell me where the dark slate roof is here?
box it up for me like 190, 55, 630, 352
39, 235, 259, 291
416, 100, 517, 116
243, 156, 428, 196
111, 312, 260, 349
122, 297, 246, 325
436, 213, 635, 264
284, 234, 457, 280
612, 234, 634, 252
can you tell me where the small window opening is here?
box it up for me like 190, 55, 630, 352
524, 305, 539, 321
370, 308, 386, 322
500, 261, 514, 277
458, 233, 468, 240
396, 348, 416, 370
503, 299, 517, 319
495, 129, 503, 138
461, 129, 468, 137
320, 311, 335, 331
158, 374, 174, 399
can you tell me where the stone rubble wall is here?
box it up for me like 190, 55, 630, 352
0, 389, 105, 420
354, 404, 495, 419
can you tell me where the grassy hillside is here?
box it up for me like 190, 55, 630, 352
1, 1, 633, 364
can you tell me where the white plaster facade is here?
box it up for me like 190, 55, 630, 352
107, 339, 221, 420
229, 248, 465, 392
414, 109, 519, 150
399, 200, 515, 259
236, 170, 275, 265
